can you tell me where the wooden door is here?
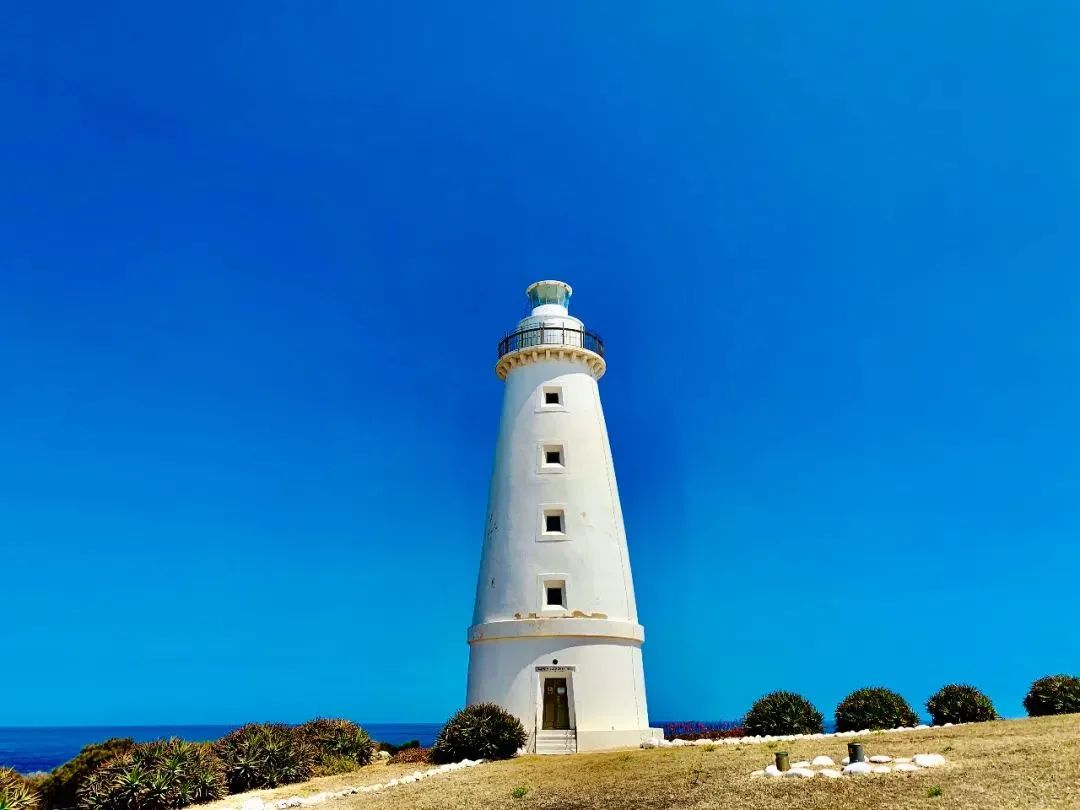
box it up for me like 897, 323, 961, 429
542, 678, 571, 730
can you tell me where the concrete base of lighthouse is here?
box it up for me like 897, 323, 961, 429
466, 620, 662, 753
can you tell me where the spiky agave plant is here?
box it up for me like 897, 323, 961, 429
0, 768, 40, 810
214, 724, 315, 793
39, 738, 136, 810
1024, 674, 1080, 717
77, 739, 226, 810
926, 684, 997, 725
835, 687, 919, 732
743, 691, 825, 736
297, 719, 375, 772
429, 704, 527, 764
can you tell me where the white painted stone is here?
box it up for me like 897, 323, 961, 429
819, 769, 843, 779
843, 762, 873, 775
841, 756, 851, 765
784, 767, 815, 778
943, 722, 954, 727
869, 755, 892, 763
915, 724, 930, 730
764, 765, 782, 778
468, 281, 659, 753
894, 763, 921, 772
913, 754, 946, 768
791, 760, 811, 768
811, 756, 835, 766
641, 737, 659, 749
871, 765, 891, 774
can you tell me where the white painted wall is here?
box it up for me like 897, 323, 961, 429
466, 283, 659, 752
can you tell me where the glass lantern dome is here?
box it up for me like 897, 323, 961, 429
526, 280, 572, 312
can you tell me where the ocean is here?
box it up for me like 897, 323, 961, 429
0, 724, 443, 774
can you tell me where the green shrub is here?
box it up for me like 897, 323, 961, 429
1, 768, 40, 810
39, 738, 136, 810
377, 740, 420, 756
1023, 674, 1080, 717
214, 724, 314, 793
387, 748, 430, 765
926, 684, 997, 725
77, 739, 225, 810
297, 718, 374, 775
742, 691, 824, 736
429, 704, 527, 764
835, 687, 919, 732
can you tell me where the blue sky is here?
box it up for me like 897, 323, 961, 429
2, 2, 1078, 726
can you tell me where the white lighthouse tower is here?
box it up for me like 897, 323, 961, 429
466, 280, 661, 754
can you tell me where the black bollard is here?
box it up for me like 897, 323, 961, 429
847, 742, 865, 763
775, 751, 790, 772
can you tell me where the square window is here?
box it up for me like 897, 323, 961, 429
546, 586, 564, 607
543, 445, 563, 466
543, 387, 562, 406
544, 511, 564, 533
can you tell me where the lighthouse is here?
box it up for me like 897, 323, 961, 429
466, 280, 661, 754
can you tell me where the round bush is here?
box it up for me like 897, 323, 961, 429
39, 738, 136, 810
1023, 674, 1080, 717
429, 704, 527, 764
926, 684, 997, 725
214, 724, 315, 793
77, 739, 225, 810
297, 718, 374, 774
742, 691, 824, 736
1, 767, 40, 810
835, 687, 919, 732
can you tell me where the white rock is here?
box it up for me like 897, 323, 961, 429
894, 763, 921, 772
943, 722, 954, 727
242, 800, 265, 810
841, 756, 851, 765
843, 762, 873, 775
387, 779, 398, 787
872, 765, 891, 774
659, 739, 674, 748
764, 765, 783, 778
811, 755, 835, 767
791, 760, 811, 768
750, 769, 765, 778
869, 755, 892, 763
913, 753, 946, 768
819, 769, 843, 778
784, 767, 815, 778
915, 724, 930, 730
641, 737, 659, 749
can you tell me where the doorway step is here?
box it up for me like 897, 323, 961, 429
535, 730, 578, 755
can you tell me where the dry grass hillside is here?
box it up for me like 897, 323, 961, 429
206, 714, 1080, 810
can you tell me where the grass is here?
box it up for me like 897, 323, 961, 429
207, 715, 1080, 809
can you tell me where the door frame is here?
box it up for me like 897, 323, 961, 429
534, 666, 577, 736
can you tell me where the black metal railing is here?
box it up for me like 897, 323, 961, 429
497, 325, 604, 359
